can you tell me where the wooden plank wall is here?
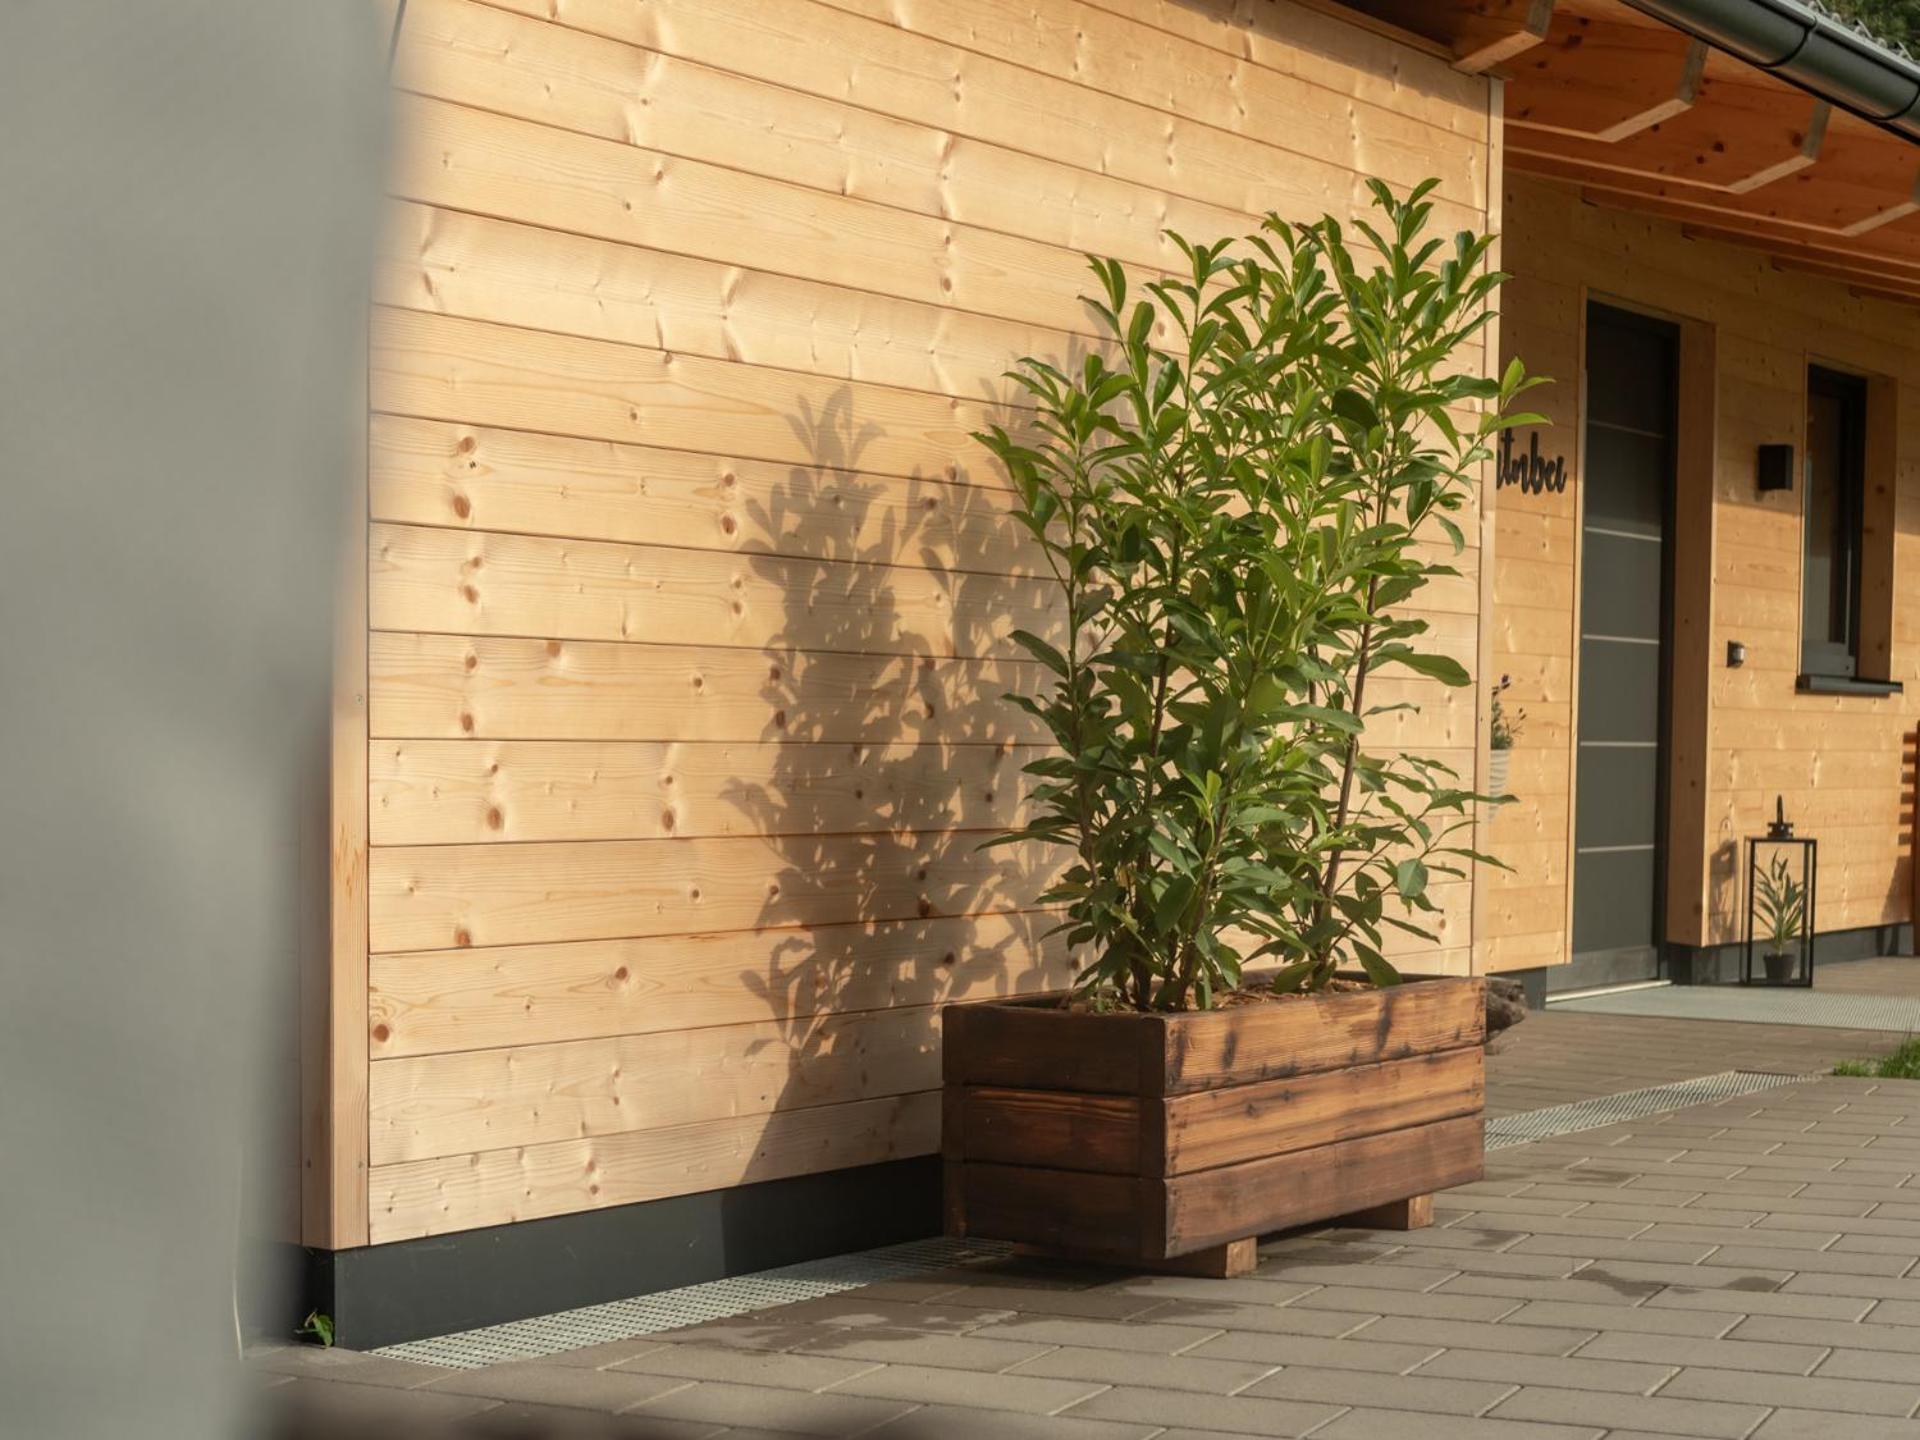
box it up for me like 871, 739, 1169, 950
353, 0, 1495, 1243
1497, 175, 1920, 960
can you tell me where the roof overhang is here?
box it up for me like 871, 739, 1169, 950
1334, 0, 1920, 305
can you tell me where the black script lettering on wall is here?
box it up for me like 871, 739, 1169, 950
1497, 430, 1568, 494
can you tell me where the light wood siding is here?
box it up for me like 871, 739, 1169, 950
1498, 176, 1920, 964
356, 0, 1494, 1242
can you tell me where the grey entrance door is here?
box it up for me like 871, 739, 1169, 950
1557, 302, 1678, 993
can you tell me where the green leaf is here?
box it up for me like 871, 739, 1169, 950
1393, 858, 1430, 900
1009, 629, 1070, 676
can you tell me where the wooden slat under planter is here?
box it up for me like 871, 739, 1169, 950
942, 977, 1486, 1273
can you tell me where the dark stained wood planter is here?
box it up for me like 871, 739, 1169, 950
942, 976, 1486, 1272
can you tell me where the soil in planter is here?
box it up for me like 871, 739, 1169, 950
1063, 976, 1376, 1013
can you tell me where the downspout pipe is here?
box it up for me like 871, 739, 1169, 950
1623, 0, 1920, 141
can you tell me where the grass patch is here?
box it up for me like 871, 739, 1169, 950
1836, 1039, 1920, 1079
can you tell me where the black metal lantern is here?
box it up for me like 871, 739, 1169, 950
1742, 797, 1816, 988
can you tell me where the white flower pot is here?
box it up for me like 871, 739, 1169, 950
1488, 748, 1512, 799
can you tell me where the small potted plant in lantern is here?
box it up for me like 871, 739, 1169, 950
944, 181, 1541, 1276
1754, 853, 1807, 984
1489, 675, 1526, 799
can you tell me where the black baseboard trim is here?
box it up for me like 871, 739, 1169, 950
297, 1155, 942, 1351
1668, 923, 1913, 986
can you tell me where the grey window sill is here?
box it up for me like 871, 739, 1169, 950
1796, 673, 1903, 696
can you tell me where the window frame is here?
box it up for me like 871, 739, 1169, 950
1800, 363, 1869, 682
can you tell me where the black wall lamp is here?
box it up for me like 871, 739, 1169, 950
1757, 443, 1795, 493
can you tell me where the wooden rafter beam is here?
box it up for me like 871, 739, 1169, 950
1731, 103, 1832, 196
1453, 0, 1557, 74
1332, 0, 1555, 73
1837, 172, 1920, 236
1517, 160, 1920, 260
1506, 94, 1830, 196
1507, 14, 1708, 144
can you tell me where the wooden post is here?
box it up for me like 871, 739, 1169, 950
1341, 1194, 1434, 1231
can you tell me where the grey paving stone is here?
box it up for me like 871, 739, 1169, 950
1377, 1223, 1535, 1251
459, 1403, 724, 1439
1495, 1301, 1736, 1337
790, 1327, 1052, 1371
1523, 1184, 1702, 1208
921, 1282, 1168, 1319
1370, 1246, 1580, 1279
1307, 1406, 1606, 1439
609, 1344, 882, 1391
1355, 1315, 1599, 1356
1245, 1365, 1514, 1416
537, 1340, 678, 1371
1751, 1410, 1920, 1439
649, 1322, 854, 1354
822, 1361, 1105, 1414
630, 1382, 917, 1436
1573, 1332, 1828, 1375
1659, 1363, 1920, 1416
1640, 1222, 1836, 1250
250, 1346, 452, 1388
1576, 1258, 1794, 1292
425, 1364, 695, 1413
1106, 1274, 1318, 1306
1643, 1286, 1874, 1321
860, 1404, 1158, 1439
1287, 1284, 1519, 1321
736, 1297, 1014, 1332
1005, 1345, 1275, 1395
1576, 1203, 1769, 1228
1506, 1234, 1719, 1264
1433, 1193, 1587, 1219
1489, 1383, 1770, 1438
1059, 1383, 1343, 1437
1869, 1299, 1920, 1327
1250, 1262, 1450, 1292
1412, 1347, 1675, 1395
1126, 1299, 1373, 1338
1818, 1345, 1920, 1382
1703, 1244, 1916, 1277
1734, 1313, 1920, 1353
1627, 1172, 1800, 1196
263, 1376, 508, 1428
964, 1316, 1221, 1354
1449, 1212, 1649, 1240
1777, 1271, 1920, 1299
1185, 1330, 1441, 1372
1434, 1272, 1664, 1306
1831, 1231, 1920, 1258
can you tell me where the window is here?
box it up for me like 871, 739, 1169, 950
1801, 365, 1867, 680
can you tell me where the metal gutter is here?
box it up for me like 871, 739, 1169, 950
1623, 0, 1920, 141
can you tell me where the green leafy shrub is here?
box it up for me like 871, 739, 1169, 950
977, 180, 1540, 1012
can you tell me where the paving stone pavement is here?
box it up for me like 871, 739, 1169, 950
258, 1066, 1920, 1439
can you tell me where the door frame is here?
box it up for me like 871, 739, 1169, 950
1565, 291, 1715, 984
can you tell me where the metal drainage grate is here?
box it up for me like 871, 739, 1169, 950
376, 1234, 1012, 1370
1483, 1069, 1818, 1151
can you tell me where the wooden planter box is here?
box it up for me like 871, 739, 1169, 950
943, 977, 1486, 1275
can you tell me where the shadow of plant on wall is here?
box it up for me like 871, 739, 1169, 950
720, 383, 1073, 1193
